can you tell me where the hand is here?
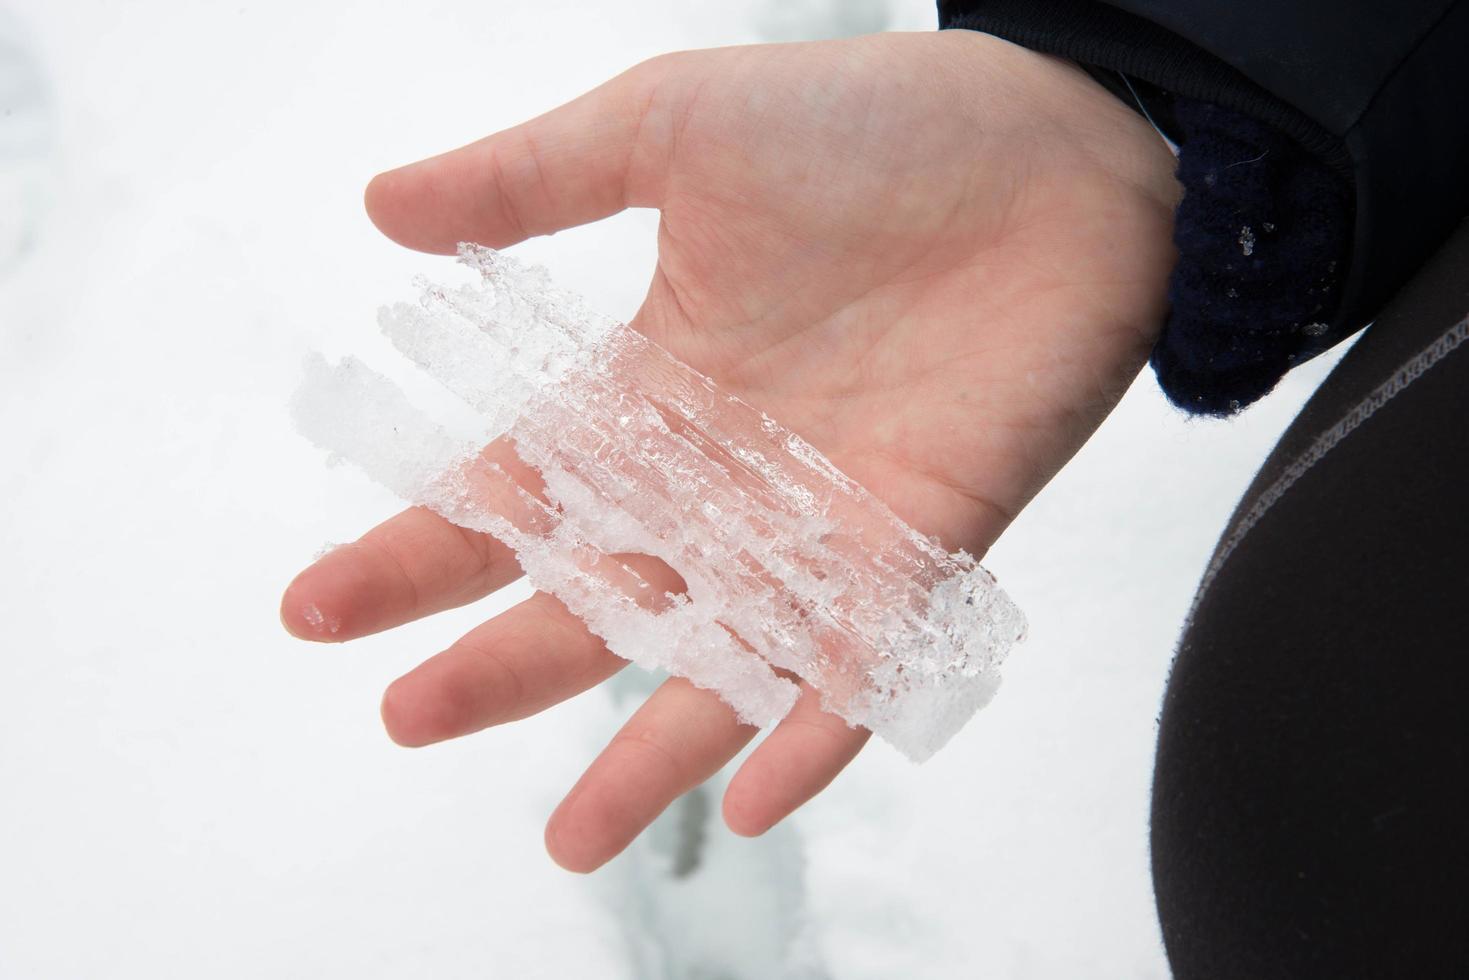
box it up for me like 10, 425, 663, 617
281, 30, 1179, 871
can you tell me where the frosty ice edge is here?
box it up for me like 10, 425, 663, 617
294, 245, 1026, 762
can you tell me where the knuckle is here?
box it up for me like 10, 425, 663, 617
459, 634, 528, 710
609, 726, 685, 782
486, 144, 532, 241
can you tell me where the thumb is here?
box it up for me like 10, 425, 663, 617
364, 56, 683, 254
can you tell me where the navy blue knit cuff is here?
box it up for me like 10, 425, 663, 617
1152, 99, 1351, 416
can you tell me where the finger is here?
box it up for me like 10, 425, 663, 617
364, 56, 682, 254
721, 682, 870, 837
379, 591, 625, 747
280, 505, 519, 643
380, 550, 688, 745
545, 678, 757, 873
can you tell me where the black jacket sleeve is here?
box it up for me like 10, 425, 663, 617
939, 0, 1469, 414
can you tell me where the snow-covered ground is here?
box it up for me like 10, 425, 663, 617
0, 2, 1348, 977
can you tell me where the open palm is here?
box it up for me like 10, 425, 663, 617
282, 30, 1179, 871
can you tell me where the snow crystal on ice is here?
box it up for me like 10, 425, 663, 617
293, 245, 1026, 761
1238, 225, 1256, 257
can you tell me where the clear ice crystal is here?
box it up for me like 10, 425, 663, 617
293, 245, 1026, 762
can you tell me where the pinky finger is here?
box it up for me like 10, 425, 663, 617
721, 682, 870, 837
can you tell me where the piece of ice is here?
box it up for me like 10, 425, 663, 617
300, 602, 340, 635
293, 245, 1026, 761
312, 541, 343, 561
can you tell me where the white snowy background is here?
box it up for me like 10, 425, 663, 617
0, 2, 1349, 978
